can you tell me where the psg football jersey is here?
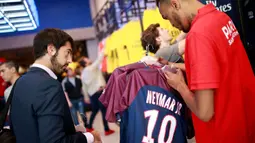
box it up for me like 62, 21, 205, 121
99, 62, 147, 122
119, 68, 188, 143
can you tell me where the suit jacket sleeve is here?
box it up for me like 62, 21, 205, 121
32, 81, 88, 143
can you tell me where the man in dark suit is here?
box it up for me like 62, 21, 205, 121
10, 29, 102, 143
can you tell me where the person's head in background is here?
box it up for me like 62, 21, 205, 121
141, 23, 172, 53
156, 0, 204, 33
33, 28, 74, 74
78, 57, 92, 69
66, 67, 75, 77
0, 61, 20, 84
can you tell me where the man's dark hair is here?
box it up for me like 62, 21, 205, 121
33, 28, 74, 59
2, 61, 19, 72
141, 23, 160, 53
156, 0, 170, 7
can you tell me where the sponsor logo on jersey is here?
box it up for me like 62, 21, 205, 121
205, 0, 232, 13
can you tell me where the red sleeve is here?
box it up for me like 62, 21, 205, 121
186, 32, 220, 90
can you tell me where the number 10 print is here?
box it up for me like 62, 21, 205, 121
142, 110, 177, 143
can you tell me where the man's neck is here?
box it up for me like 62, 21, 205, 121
186, 1, 205, 21
10, 74, 20, 85
34, 58, 52, 71
160, 41, 171, 48
68, 76, 75, 78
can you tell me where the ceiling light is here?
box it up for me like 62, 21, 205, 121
0, 25, 11, 29
0, 0, 22, 3
9, 17, 30, 23
0, 29, 15, 33
14, 22, 32, 27
0, 5, 25, 12
17, 26, 35, 31
23, 0, 37, 28
0, 0, 39, 33
3, 15, 16, 30
5, 11, 28, 18
0, 20, 6, 24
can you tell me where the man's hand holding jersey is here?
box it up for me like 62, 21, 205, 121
163, 66, 215, 122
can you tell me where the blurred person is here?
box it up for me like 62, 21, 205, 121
0, 61, 20, 102
0, 58, 6, 111
141, 23, 186, 70
79, 48, 115, 136
157, 0, 255, 143
10, 28, 101, 143
62, 67, 87, 126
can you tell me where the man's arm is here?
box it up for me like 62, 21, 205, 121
164, 70, 215, 122
89, 48, 105, 70
155, 39, 185, 63
177, 83, 214, 122
33, 82, 93, 143
64, 92, 72, 108
175, 31, 187, 42
178, 39, 185, 55
62, 78, 72, 107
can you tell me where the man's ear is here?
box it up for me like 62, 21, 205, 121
11, 67, 16, 73
156, 37, 161, 43
47, 44, 56, 56
170, 0, 181, 10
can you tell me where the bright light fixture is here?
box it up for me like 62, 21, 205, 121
0, 29, 15, 33
3, 16, 16, 30
14, 22, 33, 28
23, 0, 37, 28
0, 0, 22, 3
9, 17, 30, 23
0, 0, 39, 33
0, 25, 11, 29
17, 26, 35, 31
5, 11, 29, 18
0, 20, 7, 24
0, 5, 26, 12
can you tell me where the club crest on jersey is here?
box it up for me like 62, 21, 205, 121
221, 20, 239, 46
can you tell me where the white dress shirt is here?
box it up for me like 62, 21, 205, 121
4, 85, 13, 102
31, 63, 94, 143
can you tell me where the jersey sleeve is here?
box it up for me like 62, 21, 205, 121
120, 71, 140, 111
186, 32, 220, 90
113, 74, 130, 115
99, 69, 124, 122
99, 72, 116, 107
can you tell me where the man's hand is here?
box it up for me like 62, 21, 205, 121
91, 131, 102, 143
164, 69, 186, 92
75, 124, 86, 133
84, 97, 90, 104
164, 69, 215, 122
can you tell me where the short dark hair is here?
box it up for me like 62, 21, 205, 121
2, 61, 19, 72
156, 0, 170, 7
33, 28, 74, 59
141, 23, 160, 53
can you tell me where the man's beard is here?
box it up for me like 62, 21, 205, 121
50, 53, 65, 74
173, 12, 191, 33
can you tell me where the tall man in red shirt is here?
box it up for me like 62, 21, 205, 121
156, 0, 255, 142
